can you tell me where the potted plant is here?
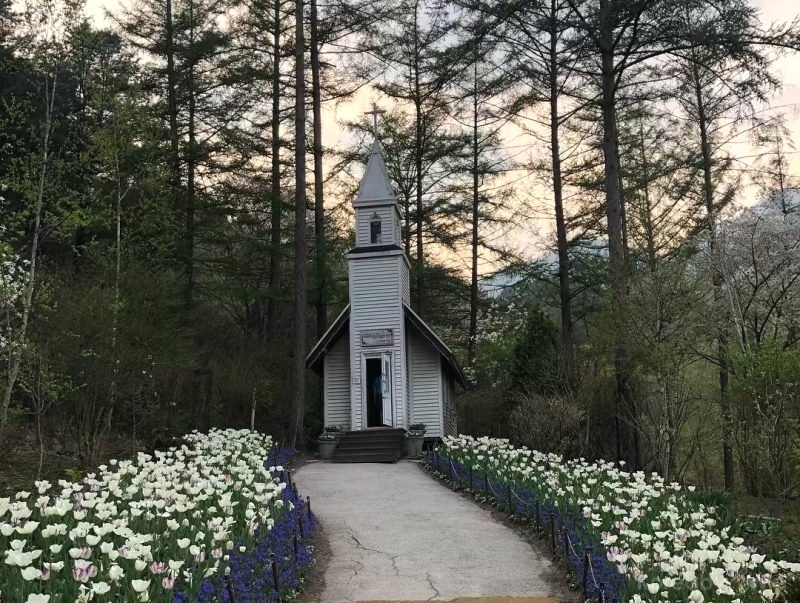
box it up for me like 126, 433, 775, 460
317, 425, 342, 459
403, 423, 426, 458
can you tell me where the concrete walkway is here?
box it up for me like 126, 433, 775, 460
293, 460, 567, 603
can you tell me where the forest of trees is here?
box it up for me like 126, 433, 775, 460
1, 0, 800, 501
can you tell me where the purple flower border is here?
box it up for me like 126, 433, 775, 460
175, 446, 318, 602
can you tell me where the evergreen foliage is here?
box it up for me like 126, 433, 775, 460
0, 0, 799, 517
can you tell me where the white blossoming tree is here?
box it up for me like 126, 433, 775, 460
0, 238, 31, 424
716, 196, 800, 497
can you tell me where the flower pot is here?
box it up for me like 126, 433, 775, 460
403, 435, 425, 458
318, 439, 338, 460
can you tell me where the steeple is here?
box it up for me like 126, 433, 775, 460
350, 133, 402, 250
355, 141, 395, 204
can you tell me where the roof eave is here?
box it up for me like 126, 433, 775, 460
305, 305, 351, 371
403, 304, 467, 388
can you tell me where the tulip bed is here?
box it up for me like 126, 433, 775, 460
426, 435, 800, 603
1, 428, 317, 602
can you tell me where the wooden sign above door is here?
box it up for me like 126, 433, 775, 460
361, 328, 393, 347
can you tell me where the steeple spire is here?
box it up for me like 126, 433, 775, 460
356, 106, 394, 203
357, 142, 394, 202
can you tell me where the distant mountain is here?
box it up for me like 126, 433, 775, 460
480, 272, 522, 299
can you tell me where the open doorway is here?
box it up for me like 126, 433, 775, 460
365, 357, 383, 427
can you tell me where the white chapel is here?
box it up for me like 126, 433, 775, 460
306, 138, 464, 439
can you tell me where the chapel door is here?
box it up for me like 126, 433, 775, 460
381, 353, 393, 427
365, 357, 382, 427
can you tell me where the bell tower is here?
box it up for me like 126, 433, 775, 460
346, 130, 411, 430
351, 141, 403, 251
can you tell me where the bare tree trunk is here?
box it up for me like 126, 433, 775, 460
0, 72, 56, 431
468, 59, 480, 367
599, 0, 632, 465
692, 62, 734, 491
638, 124, 657, 272
310, 0, 326, 338
617, 139, 629, 264
106, 122, 124, 434
267, 0, 282, 337
776, 134, 787, 214
113, 133, 122, 347
251, 389, 257, 431
469, 82, 480, 366
290, 0, 308, 447
599, 38, 624, 309
36, 406, 44, 480
548, 0, 572, 380
184, 0, 197, 309
165, 0, 180, 193
403, 194, 412, 255
412, 1, 424, 313
619, 131, 640, 468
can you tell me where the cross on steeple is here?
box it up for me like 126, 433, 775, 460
364, 103, 386, 137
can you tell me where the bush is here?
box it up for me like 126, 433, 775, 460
508, 390, 587, 456
730, 345, 800, 498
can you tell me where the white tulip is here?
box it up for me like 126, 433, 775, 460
16, 520, 40, 534
108, 564, 124, 581
44, 561, 64, 572
21, 566, 42, 580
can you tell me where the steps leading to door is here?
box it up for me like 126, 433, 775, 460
332, 428, 405, 463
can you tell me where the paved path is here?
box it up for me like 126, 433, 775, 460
293, 460, 567, 603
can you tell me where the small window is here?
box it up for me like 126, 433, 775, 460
369, 213, 382, 244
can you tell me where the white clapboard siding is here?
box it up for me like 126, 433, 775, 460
409, 329, 442, 437
355, 205, 395, 247
405, 338, 411, 428
400, 261, 410, 305
393, 211, 402, 248
324, 335, 350, 428
349, 253, 406, 430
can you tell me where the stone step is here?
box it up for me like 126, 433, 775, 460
332, 428, 405, 464
337, 433, 404, 443
342, 428, 405, 437
335, 441, 402, 453
332, 450, 401, 463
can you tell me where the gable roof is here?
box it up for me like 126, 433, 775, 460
305, 303, 466, 389
356, 141, 395, 202
305, 304, 350, 371
403, 304, 466, 388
